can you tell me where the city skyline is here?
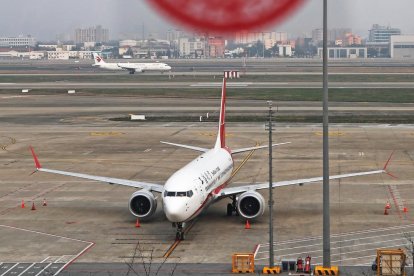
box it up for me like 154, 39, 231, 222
1, 0, 414, 41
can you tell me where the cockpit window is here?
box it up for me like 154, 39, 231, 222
164, 190, 194, 197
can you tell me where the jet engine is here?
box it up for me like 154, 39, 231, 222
237, 191, 265, 219
128, 190, 157, 219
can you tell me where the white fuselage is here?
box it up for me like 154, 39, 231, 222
94, 61, 171, 72
162, 148, 234, 223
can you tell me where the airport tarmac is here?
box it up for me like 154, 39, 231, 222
1, 92, 414, 274
2, 81, 414, 90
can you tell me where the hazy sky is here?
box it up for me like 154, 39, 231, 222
1, 0, 414, 40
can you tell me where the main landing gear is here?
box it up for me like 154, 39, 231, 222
227, 195, 238, 216
173, 222, 185, 240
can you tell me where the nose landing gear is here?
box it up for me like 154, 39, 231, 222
173, 222, 185, 240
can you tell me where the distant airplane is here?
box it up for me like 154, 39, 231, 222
92, 53, 171, 74
30, 78, 392, 240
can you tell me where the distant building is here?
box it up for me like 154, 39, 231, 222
179, 37, 205, 58
317, 47, 367, 59
47, 50, 96, 60
0, 35, 36, 48
119, 40, 138, 47
278, 45, 292, 57
208, 37, 225, 58
369, 24, 401, 43
390, 35, 414, 59
312, 28, 323, 44
367, 24, 401, 57
75, 25, 109, 44
329, 28, 352, 42
312, 28, 353, 45
234, 31, 287, 49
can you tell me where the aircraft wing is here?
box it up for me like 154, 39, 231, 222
117, 64, 143, 73
30, 147, 164, 193
217, 169, 385, 197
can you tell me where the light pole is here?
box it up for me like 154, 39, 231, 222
322, 0, 331, 268
267, 100, 274, 268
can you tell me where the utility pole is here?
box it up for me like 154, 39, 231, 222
322, 0, 331, 268
267, 100, 274, 268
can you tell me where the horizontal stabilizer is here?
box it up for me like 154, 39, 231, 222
160, 141, 208, 152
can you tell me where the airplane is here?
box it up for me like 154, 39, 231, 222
29, 78, 393, 240
92, 53, 172, 74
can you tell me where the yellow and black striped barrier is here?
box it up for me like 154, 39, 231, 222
314, 265, 339, 275
262, 266, 281, 274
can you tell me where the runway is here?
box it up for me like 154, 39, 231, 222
2, 81, 414, 89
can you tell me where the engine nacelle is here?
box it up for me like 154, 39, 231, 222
237, 191, 265, 220
128, 190, 157, 219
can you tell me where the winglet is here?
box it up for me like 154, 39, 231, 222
383, 150, 397, 178
29, 146, 42, 169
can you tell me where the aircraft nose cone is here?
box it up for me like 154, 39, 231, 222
164, 200, 185, 222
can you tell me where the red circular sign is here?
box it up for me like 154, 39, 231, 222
147, 0, 305, 34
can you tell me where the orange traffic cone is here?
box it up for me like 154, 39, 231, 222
135, 218, 140, 228
386, 201, 391, 209
21, 200, 25, 208
245, 220, 251, 229
31, 202, 36, 211
42, 199, 47, 206
384, 207, 389, 215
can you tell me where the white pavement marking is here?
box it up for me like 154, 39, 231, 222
17, 263, 36, 276
259, 223, 414, 247
190, 82, 253, 87
0, 224, 94, 275
255, 224, 414, 266
1, 96, 27, 99
40, 257, 50, 263
257, 231, 414, 253
34, 263, 54, 276
0, 263, 19, 276
53, 244, 94, 276
144, 148, 152, 153
253, 244, 260, 258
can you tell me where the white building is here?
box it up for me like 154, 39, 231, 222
47, 51, 70, 60
0, 36, 36, 47
179, 38, 205, 57
317, 47, 367, 59
29, 51, 45, 60
390, 35, 414, 59
120, 40, 137, 47
47, 50, 95, 60
278, 45, 292, 57
0, 50, 30, 59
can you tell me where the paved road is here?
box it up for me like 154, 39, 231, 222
2, 81, 414, 89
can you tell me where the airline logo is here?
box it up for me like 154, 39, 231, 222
95, 55, 102, 62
